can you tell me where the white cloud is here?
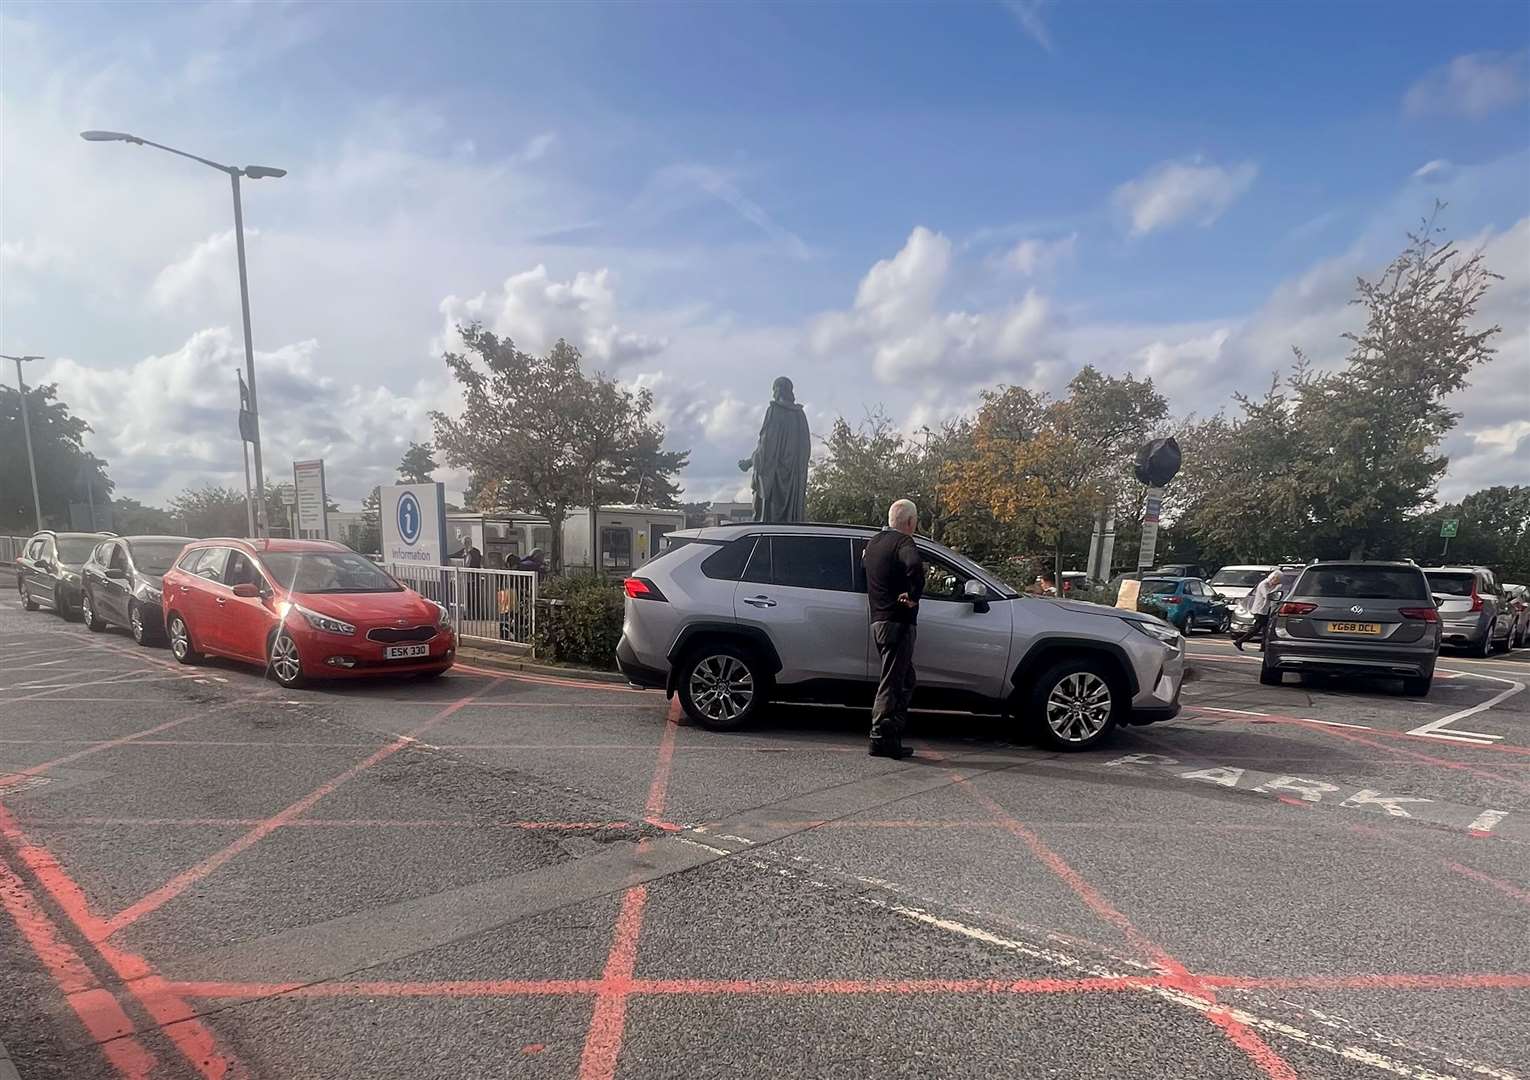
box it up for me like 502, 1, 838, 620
810, 226, 1060, 385
1002, 0, 1054, 52
1412, 159, 1452, 181
514, 131, 558, 163
150, 229, 254, 310
1112, 156, 1258, 237
437, 264, 667, 369
1404, 50, 1530, 119
1004, 232, 1077, 275
43, 328, 454, 508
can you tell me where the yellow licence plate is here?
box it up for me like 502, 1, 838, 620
1327, 622, 1382, 635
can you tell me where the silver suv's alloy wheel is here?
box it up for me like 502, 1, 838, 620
270, 633, 302, 686
1045, 671, 1113, 744
689, 655, 754, 724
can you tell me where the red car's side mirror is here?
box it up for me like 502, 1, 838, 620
231, 583, 261, 599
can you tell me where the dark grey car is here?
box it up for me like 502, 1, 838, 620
1260, 561, 1441, 696
80, 535, 194, 644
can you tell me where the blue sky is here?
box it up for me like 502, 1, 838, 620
3, 1, 1527, 508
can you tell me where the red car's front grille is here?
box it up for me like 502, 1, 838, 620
365, 626, 439, 644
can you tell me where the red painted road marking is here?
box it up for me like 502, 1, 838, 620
5, 703, 246, 781
0, 853, 160, 1079
167, 969, 1530, 1000
642, 701, 683, 827
1199, 971, 1530, 991
103, 687, 490, 937
955, 776, 1299, 1080
577, 885, 649, 1080
576, 700, 681, 1080
0, 803, 245, 1079
19, 817, 640, 830
1311, 722, 1530, 793
1351, 823, 1530, 905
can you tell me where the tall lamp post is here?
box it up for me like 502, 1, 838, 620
1, 354, 45, 531
81, 130, 285, 536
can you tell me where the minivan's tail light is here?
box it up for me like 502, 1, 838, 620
1399, 606, 1439, 622
624, 577, 666, 601
1278, 601, 1317, 616
1470, 586, 1484, 612
1162, 596, 1182, 605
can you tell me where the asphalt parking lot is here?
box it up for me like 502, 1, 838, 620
3, 603, 1528, 1080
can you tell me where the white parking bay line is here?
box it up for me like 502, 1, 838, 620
1407, 670, 1525, 742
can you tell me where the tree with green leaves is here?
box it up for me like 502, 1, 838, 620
109, 497, 181, 536
1409, 486, 1530, 580
397, 442, 438, 484
430, 326, 688, 571
1291, 208, 1502, 559
1, 382, 113, 534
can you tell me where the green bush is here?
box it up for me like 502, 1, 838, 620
534, 574, 625, 669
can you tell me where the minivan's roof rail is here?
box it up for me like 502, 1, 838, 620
704, 521, 882, 532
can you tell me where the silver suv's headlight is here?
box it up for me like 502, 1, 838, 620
1130, 619, 1182, 647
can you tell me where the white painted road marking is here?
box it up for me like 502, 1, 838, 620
1408, 670, 1523, 744
1104, 753, 1519, 839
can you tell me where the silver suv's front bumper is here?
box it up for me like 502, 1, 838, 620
1125, 628, 1185, 721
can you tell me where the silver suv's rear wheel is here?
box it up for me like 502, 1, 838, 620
1026, 659, 1123, 751
678, 643, 763, 731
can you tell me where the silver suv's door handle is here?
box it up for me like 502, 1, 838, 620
742, 595, 777, 608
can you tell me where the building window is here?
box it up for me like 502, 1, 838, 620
601, 527, 633, 570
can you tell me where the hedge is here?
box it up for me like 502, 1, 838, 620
534, 574, 625, 669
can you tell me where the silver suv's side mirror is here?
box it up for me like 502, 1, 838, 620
963, 579, 989, 601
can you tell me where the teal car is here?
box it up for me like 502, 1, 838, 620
1137, 576, 1231, 634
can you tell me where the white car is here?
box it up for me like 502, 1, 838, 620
1207, 565, 1277, 606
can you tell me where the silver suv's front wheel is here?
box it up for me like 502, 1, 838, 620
1026, 659, 1123, 751
678, 643, 764, 731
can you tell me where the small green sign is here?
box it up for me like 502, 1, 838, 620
1440, 519, 1459, 539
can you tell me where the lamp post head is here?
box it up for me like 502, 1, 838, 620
241, 165, 287, 180
0, 354, 45, 363
80, 130, 142, 144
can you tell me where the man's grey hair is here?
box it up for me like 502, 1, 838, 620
888, 499, 918, 529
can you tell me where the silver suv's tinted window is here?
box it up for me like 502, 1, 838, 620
1299, 567, 1429, 600
770, 536, 854, 592
1425, 572, 1475, 596
701, 537, 756, 581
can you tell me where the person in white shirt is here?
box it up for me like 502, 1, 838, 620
1233, 569, 1286, 652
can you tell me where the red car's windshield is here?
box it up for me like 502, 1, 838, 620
259, 551, 403, 594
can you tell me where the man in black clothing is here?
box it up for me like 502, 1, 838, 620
863, 499, 924, 759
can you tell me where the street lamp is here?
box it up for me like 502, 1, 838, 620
0, 354, 45, 531
81, 130, 286, 537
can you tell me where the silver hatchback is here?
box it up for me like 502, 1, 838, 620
616, 524, 1186, 751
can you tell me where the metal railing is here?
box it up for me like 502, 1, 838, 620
0, 536, 26, 566
387, 563, 538, 650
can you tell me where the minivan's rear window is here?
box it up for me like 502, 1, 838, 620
1144, 580, 1181, 595
1425, 572, 1475, 597
1298, 567, 1430, 601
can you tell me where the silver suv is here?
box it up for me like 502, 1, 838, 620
1423, 566, 1516, 656
616, 524, 1185, 751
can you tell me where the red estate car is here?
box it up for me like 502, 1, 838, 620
161, 538, 455, 688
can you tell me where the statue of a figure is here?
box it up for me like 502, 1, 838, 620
738, 376, 811, 523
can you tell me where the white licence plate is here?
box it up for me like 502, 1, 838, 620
384, 644, 430, 660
